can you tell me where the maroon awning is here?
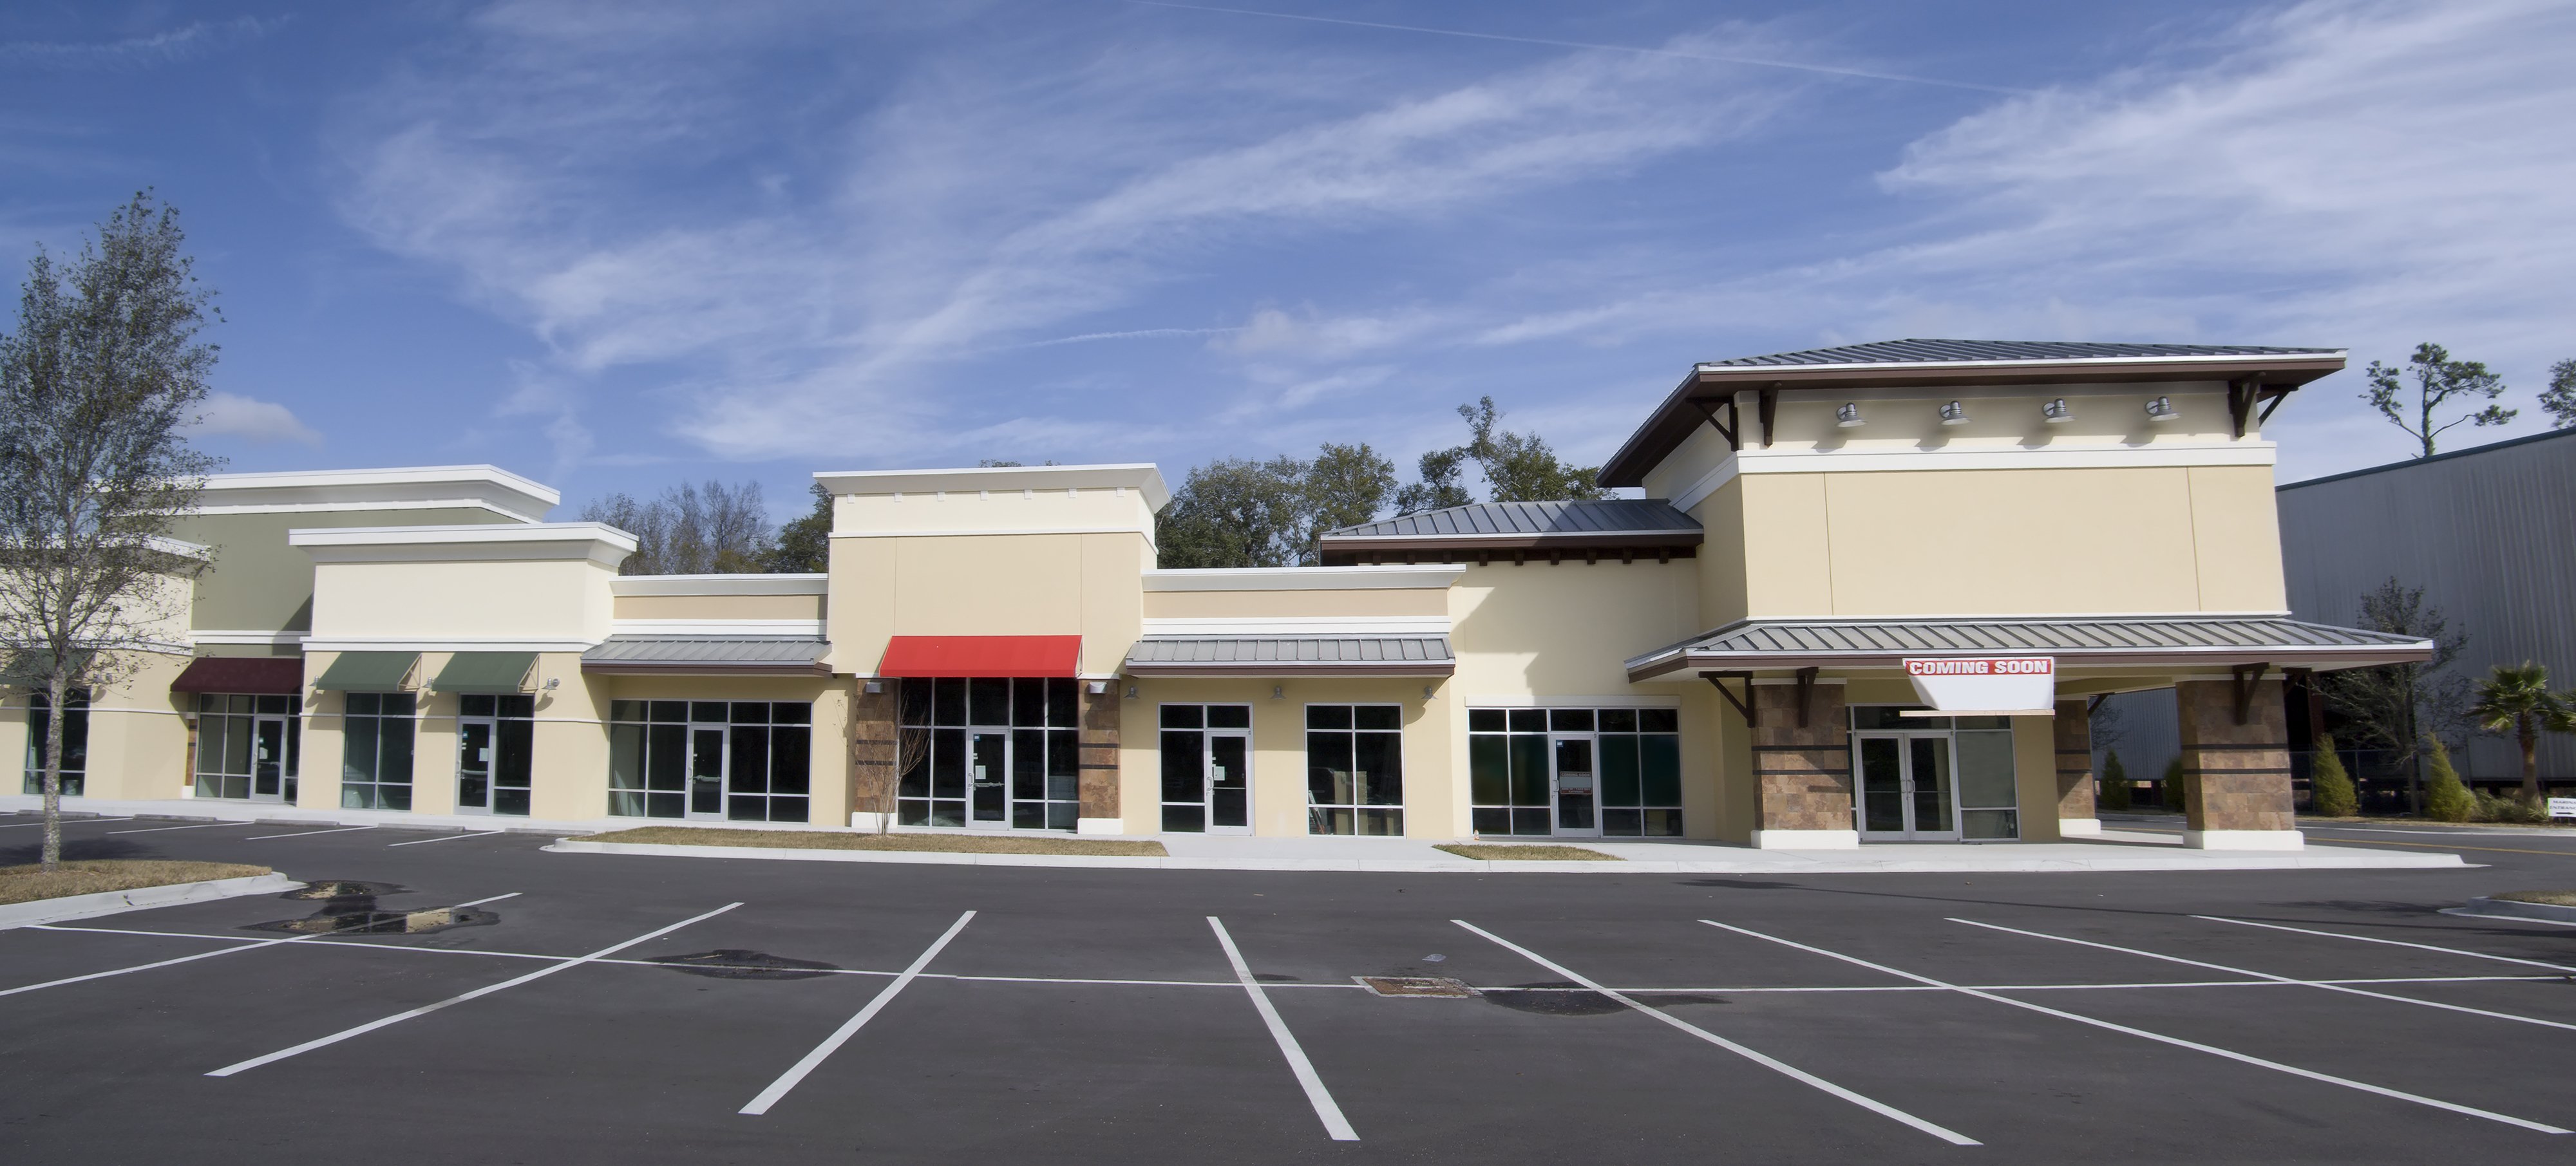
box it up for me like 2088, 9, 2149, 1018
171, 655, 305, 695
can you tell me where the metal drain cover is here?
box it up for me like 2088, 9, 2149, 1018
1356, 975, 1477, 998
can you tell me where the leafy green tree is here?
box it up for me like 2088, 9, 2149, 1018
2098, 751, 2131, 811
2468, 661, 2572, 804
1394, 395, 1605, 512
1155, 456, 1311, 568
766, 481, 832, 572
1303, 442, 1396, 551
2307, 733, 2358, 817
1392, 447, 1472, 515
2541, 358, 2576, 429
580, 480, 773, 574
2161, 757, 2188, 809
2363, 343, 2513, 457
2422, 737, 2473, 822
0, 193, 221, 871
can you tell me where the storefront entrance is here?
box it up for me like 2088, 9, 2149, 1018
193, 693, 298, 803
455, 695, 533, 815
1850, 708, 2022, 842
607, 700, 815, 823
1160, 703, 1251, 834
1853, 733, 1956, 840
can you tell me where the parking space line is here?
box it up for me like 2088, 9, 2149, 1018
106, 821, 251, 834
242, 825, 378, 841
1953, 918, 2576, 1034
1701, 918, 2570, 1135
741, 910, 975, 1116
2197, 916, 2576, 973
1, 932, 336, 999
386, 831, 506, 847
1208, 916, 1360, 1142
207, 901, 741, 1077
1458, 919, 1979, 1147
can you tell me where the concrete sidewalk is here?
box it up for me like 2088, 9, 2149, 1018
6, 794, 2466, 874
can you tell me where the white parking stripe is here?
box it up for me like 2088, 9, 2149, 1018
741, 910, 974, 1116
452, 892, 522, 908
1702, 918, 2569, 1135
387, 831, 506, 847
1955, 918, 2576, 1034
207, 901, 741, 1077
1460, 919, 1979, 1146
1209, 916, 1359, 1141
106, 821, 249, 834
2197, 916, 2576, 973
242, 825, 378, 841
1, 933, 330, 999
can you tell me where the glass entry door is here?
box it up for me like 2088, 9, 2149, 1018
1853, 733, 1959, 841
457, 719, 494, 812
1551, 735, 1598, 836
969, 731, 1008, 823
1207, 733, 1250, 833
687, 725, 726, 818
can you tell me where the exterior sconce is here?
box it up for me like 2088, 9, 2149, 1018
2145, 395, 2180, 422
862, 679, 884, 694
1124, 684, 1137, 699
2041, 398, 2072, 424
1272, 684, 1285, 699
1835, 402, 1863, 428
1422, 685, 1435, 699
1938, 400, 1970, 426
1086, 679, 1109, 695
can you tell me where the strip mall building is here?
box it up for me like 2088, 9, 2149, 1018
2, 342, 2433, 849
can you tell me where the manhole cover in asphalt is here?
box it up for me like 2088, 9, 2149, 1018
1355, 975, 1478, 999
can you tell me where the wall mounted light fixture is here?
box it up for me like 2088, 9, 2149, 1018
862, 679, 884, 694
2145, 395, 2180, 422
1086, 679, 1109, 695
1939, 400, 1970, 425
1272, 684, 1285, 700
1836, 402, 1863, 427
2041, 398, 2072, 424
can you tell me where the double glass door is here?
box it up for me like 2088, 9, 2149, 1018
194, 695, 298, 803
1854, 733, 1957, 840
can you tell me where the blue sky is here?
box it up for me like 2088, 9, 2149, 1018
5, 1, 2571, 518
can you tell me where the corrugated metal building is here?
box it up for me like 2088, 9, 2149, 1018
2275, 428, 2576, 786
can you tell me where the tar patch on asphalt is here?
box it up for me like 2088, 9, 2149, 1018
645, 949, 840, 981
1356, 975, 1477, 998
247, 879, 499, 936
1481, 982, 1625, 1016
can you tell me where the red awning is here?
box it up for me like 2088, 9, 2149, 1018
878, 635, 1081, 678
171, 655, 305, 695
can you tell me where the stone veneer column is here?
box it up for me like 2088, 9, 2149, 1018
2053, 699, 2101, 836
848, 683, 898, 830
1748, 680, 1855, 849
1075, 686, 1122, 834
2175, 677, 2301, 849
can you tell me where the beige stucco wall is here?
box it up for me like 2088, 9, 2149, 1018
611, 593, 824, 621
1450, 560, 1700, 695
1142, 587, 1448, 620
836, 485, 1157, 536
310, 558, 619, 642
829, 531, 1147, 677
2012, 714, 2062, 842
0, 651, 193, 801
1118, 677, 1453, 839
170, 507, 517, 635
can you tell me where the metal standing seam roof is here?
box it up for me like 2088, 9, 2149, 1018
580, 637, 831, 675
1321, 499, 1700, 541
1124, 635, 1455, 676
1624, 617, 2434, 679
1698, 340, 2344, 368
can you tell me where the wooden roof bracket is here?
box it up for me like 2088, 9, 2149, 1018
1759, 384, 1779, 448
2087, 693, 2108, 716
2256, 383, 2293, 426
1703, 670, 1756, 728
2227, 374, 2265, 439
1794, 665, 1817, 728
1690, 394, 1741, 453
2231, 661, 2270, 726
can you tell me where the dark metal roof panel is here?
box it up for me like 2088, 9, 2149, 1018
1700, 339, 2343, 368
582, 637, 830, 673
1627, 617, 2432, 678
1323, 499, 1699, 540
1124, 635, 1455, 675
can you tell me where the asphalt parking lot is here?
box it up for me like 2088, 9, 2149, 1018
7, 811, 2576, 1165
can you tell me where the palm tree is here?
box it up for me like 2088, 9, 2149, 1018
2468, 662, 2570, 802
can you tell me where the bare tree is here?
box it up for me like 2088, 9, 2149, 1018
0, 193, 221, 870
2363, 343, 2513, 458
581, 479, 775, 574
2320, 578, 2470, 814
858, 679, 934, 834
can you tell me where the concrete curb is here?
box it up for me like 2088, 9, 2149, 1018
547, 838, 2467, 874
0, 872, 303, 930
2454, 896, 2576, 924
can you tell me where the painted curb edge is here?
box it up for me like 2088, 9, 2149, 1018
0, 872, 303, 930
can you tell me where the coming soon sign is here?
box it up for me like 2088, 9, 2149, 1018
1904, 657, 2056, 714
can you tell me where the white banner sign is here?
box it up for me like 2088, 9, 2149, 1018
2550, 797, 2576, 820
1904, 657, 2056, 714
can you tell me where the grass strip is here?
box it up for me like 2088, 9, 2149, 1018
578, 826, 1168, 857
0, 860, 272, 905
2493, 890, 2576, 907
1434, 843, 1622, 861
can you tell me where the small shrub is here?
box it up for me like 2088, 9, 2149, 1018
2162, 757, 2188, 810
2099, 751, 2132, 811
2423, 738, 2474, 823
2309, 735, 2358, 817
2472, 789, 2549, 824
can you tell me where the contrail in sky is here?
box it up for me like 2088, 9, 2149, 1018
1124, 1, 2036, 95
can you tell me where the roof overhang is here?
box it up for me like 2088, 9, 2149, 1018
1123, 635, 1455, 678
1600, 351, 2348, 487
580, 636, 832, 676
1624, 617, 2431, 682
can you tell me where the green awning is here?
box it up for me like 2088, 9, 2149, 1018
431, 651, 536, 695
310, 652, 419, 692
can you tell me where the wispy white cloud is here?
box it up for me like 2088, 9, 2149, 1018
189, 392, 322, 446
0, 16, 279, 70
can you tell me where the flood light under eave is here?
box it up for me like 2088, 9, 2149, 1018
1938, 400, 1970, 426
2042, 398, 2072, 424
1836, 402, 1863, 427
2145, 395, 2180, 422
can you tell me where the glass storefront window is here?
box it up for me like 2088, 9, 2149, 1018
1467, 706, 1680, 836
23, 689, 90, 796
1306, 704, 1403, 836
893, 677, 1080, 831
194, 693, 300, 802
607, 700, 812, 822
341, 692, 416, 811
